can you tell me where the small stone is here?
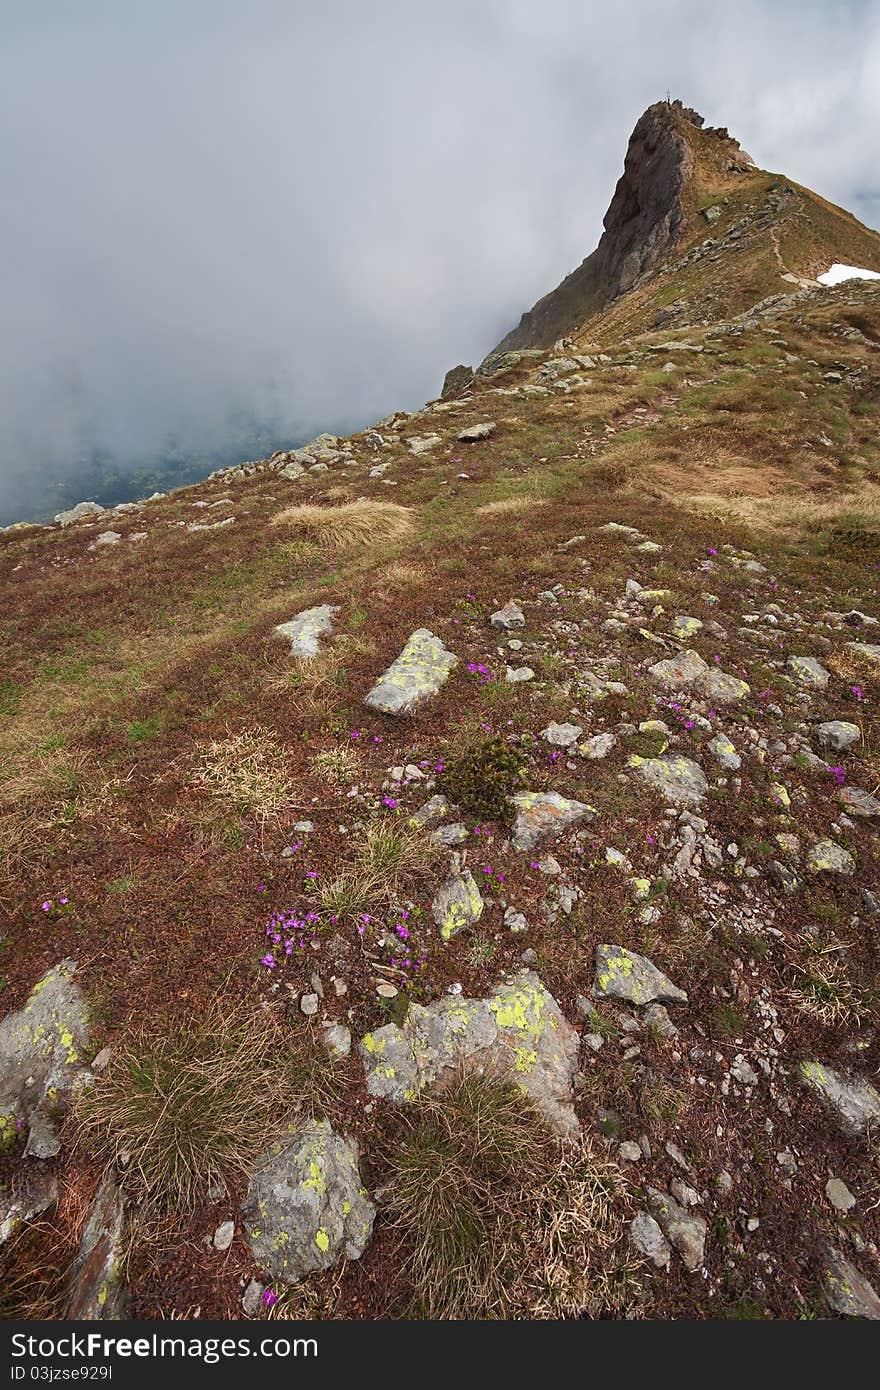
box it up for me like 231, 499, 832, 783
815, 721, 861, 754
490, 601, 525, 630
320, 1023, 352, 1058
274, 605, 339, 658
799, 1062, 880, 1136
364, 629, 457, 716
242, 1279, 265, 1316
511, 790, 597, 852
505, 665, 534, 683
593, 945, 687, 1006
647, 1188, 706, 1272
806, 840, 855, 876
579, 732, 617, 760
825, 1177, 856, 1212
432, 862, 484, 940
786, 655, 831, 689
618, 1141, 642, 1163
630, 1211, 671, 1269
541, 721, 583, 748
300, 993, 319, 1016
213, 1220, 235, 1251
458, 421, 496, 442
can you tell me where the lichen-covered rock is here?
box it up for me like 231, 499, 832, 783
274, 605, 339, 658
673, 615, 703, 639
593, 945, 687, 1006
806, 839, 855, 875
243, 1120, 375, 1285
647, 1188, 706, 1272
815, 721, 861, 754
786, 655, 831, 689
406, 434, 442, 455
845, 641, 880, 666
627, 753, 707, 806
510, 790, 597, 851
648, 649, 748, 704
64, 1175, 127, 1320
799, 1062, 880, 1136
579, 732, 617, 760
363, 629, 457, 716
490, 600, 525, 630
821, 1244, 880, 1319
432, 861, 484, 940
55, 501, 105, 527
359, 970, 579, 1136
707, 732, 741, 770
0, 960, 90, 1154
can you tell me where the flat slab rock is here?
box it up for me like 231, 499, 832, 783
64, 1175, 127, 1320
822, 1244, 880, 1319
786, 655, 831, 689
432, 862, 484, 940
0, 960, 90, 1152
627, 753, 708, 806
363, 629, 457, 716
838, 785, 880, 819
243, 1120, 375, 1285
647, 1188, 706, 1272
799, 1061, 880, 1136
511, 790, 597, 852
593, 945, 687, 1006
359, 970, 580, 1136
274, 605, 339, 658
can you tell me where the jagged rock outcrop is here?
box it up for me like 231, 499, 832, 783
488, 100, 752, 354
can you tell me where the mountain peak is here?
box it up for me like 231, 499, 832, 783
487, 97, 879, 357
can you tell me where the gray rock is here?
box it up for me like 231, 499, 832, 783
490, 600, 525, 630
243, 1121, 375, 1284
825, 1177, 856, 1212
274, 605, 339, 658
505, 665, 534, 682
805, 840, 855, 875
64, 1175, 127, 1319
628, 753, 708, 806
648, 649, 749, 704
408, 794, 450, 830
593, 945, 687, 1007
579, 732, 617, 760
299, 993, 319, 1016
89, 530, 122, 548
510, 790, 597, 852
630, 1211, 671, 1269
644, 1002, 678, 1038
430, 822, 469, 846
406, 434, 442, 455
320, 1022, 352, 1058
786, 655, 831, 689
503, 907, 530, 934
707, 733, 741, 770
359, 970, 580, 1136
822, 1245, 880, 1319
0, 1168, 59, 1245
363, 629, 457, 716
55, 501, 105, 527
799, 1062, 880, 1136
838, 785, 880, 819
815, 721, 861, 754
647, 1188, 706, 1272
242, 1279, 266, 1316
845, 641, 880, 666
23, 1108, 61, 1159
457, 421, 496, 442
432, 862, 484, 940
0, 960, 90, 1151
541, 721, 583, 748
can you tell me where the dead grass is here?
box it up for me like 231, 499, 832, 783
475, 496, 549, 518
190, 727, 298, 821
73, 1000, 303, 1210
379, 1072, 633, 1318
317, 818, 440, 921
273, 500, 415, 551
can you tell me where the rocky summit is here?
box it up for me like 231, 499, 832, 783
2, 97, 880, 1323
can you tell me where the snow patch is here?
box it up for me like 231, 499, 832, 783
817, 263, 880, 286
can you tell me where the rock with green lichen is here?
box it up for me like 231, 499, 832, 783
799, 1061, 880, 1136
786, 655, 831, 689
593, 945, 687, 1006
805, 839, 855, 875
274, 604, 339, 658
647, 1187, 706, 1272
821, 1244, 880, 1319
837, 785, 880, 819
648, 649, 749, 704
707, 732, 741, 770
358, 970, 579, 1136
242, 1120, 375, 1285
0, 959, 90, 1155
627, 753, 707, 806
64, 1174, 127, 1319
432, 859, 484, 940
510, 790, 597, 852
363, 628, 457, 716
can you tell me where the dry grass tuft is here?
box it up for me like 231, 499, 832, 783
311, 746, 360, 786
270, 653, 342, 719
274, 500, 415, 551
191, 727, 298, 822
380, 1072, 634, 1318
73, 1001, 302, 1210
317, 818, 440, 921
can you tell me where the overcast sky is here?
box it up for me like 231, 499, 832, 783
2, 0, 879, 521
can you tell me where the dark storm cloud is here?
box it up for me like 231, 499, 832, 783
1, 0, 878, 520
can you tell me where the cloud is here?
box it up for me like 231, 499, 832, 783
1, 0, 878, 521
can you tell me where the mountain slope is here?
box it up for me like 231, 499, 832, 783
1, 104, 880, 1324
